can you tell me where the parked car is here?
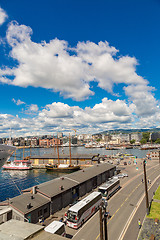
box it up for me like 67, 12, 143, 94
124, 162, 127, 165
122, 173, 128, 177
117, 174, 124, 179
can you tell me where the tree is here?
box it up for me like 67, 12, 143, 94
140, 138, 147, 144
142, 132, 150, 142
130, 139, 135, 144
155, 138, 160, 144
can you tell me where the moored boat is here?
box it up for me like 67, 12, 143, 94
2, 159, 33, 170
45, 163, 80, 172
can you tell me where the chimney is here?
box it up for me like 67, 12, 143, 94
32, 186, 37, 194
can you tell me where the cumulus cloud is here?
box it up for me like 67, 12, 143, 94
12, 98, 25, 105
0, 21, 159, 133
0, 7, 7, 26
1, 98, 160, 137
0, 21, 154, 103
0, 99, 133, 137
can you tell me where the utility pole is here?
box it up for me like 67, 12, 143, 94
143, 159, 149, 215
99, 205, 103, 240
104, 212, 108, 240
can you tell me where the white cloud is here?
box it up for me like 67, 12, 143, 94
1, 98, 160, 137
0, 7, 7, 26
0, 21, 154, 104
12, 98, 25, 105
0, 21, 159, 134
124, 84, 158, 117
29, 104, 39, 112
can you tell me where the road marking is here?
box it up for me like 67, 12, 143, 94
95, 166, 159, 240
118, 174, 160, 240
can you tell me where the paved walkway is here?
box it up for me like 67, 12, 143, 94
138, 218, 160, 240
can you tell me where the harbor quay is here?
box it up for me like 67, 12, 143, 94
29, 153, 106, 168
0, 162, 115, 225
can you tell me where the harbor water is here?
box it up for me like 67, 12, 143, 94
0, 147, 148, 202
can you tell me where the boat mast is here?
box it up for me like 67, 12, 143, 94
57, 135, 60, 165
69, 133, 71, 166
14, 148, 16, 161
23, 147, 25, 159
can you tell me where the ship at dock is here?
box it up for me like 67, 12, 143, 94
45, 163, 80, 172
45, 134, 80, 173
0, 144, 15, 169
2, 159, 33, 170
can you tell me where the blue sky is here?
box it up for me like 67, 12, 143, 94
0, 0, 160, 137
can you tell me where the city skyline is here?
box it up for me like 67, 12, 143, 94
0, 0, 160, 137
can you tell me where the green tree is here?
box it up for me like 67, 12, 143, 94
96, 138, 101, 142
142, 132, 150, 142
155, 138, 160, 144
140, 138, 147, 144
130, 139, 135, 144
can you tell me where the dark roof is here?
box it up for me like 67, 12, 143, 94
30, 153, 101, 159
35, 162, 115, 198
8, 163, 115, 214
37, 177, 78, 198
65, 162, 115, 183
9, 193, 50, 214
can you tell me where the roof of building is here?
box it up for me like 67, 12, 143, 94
30, 153, 104, 159
7, 163, 115, 214
9, 192, 50, 214
0, 219, 44, 240
36, 162, 115, 198
64, 162, 115, 183
32, 230, 64, 240
36, 177, 79, 198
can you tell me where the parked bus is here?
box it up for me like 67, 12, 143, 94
44, 221, 66, 237
98, 178, 120, 200
66, 191, 102, 229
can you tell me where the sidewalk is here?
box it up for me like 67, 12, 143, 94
138, 218, 160, 240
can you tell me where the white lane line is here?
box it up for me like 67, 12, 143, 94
118, 174, 160, 240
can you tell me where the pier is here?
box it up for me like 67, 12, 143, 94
29, 153, 105, 168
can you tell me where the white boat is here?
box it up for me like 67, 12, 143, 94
0, 144, 15, 169
2, 159, 33, 170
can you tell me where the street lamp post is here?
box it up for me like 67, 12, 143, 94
104, 212, 108, 240
102, 199, 108, 240
143, 159, 149, 215
99, 205, 103, 240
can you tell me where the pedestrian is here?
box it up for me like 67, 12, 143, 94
138, 219, 141, 229
107, 210, 110, 218
148, 179, 150, 184
141, 179, 143, 183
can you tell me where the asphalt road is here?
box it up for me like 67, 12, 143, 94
65, 159, 160, 240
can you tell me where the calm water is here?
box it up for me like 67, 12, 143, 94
0, 147, 148, 202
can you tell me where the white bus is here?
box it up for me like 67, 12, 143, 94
44, 221, 66, 237
66, 191, 102, 229
98, 178, 120, 200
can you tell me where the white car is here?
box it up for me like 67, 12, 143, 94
122, 173, 128, 177
117, 174, 124, 178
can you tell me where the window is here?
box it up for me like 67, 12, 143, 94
44, 208, 48, 214
38, 209, 42, 217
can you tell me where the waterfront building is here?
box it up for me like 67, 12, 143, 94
130, 132, 142, 143
148, 150, 160, 160
39, 138, 61, 147
150, 132, 160, 142
57, 132, 63, 138
0, 163, 115, 224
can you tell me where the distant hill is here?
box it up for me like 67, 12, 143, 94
94, 128, 160, 135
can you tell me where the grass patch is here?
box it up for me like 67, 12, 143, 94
147, 202, 160, 219
153, 185, 160, 200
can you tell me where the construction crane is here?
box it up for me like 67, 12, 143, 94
72, 129, 77, 136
